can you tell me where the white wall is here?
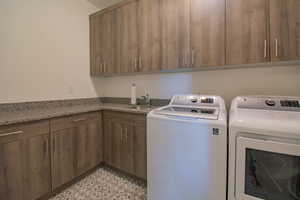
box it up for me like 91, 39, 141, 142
0, 0, 103, 103
102, 65, 300, 106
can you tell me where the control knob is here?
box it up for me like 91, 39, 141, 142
265, 99, 276, 107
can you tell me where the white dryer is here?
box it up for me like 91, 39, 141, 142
147, 95, 227, 200
228, 96, 300, 200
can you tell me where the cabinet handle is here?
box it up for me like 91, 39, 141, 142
44, 139, 48, 156
275, 38, 278, 57
98, 62, 102, 74
135, 57, 138, 71
72, 118, 86, 122
0, 130, 23, 137
52, 137, 55, 153
96, 58, 100, 74
121, 127, 123, 143
191, 49, 195, 66
139, 57, 142, 70
187, 51, 190, 67
104, 62, 107, 73
183, 52, 186, 67
124, 128, 128, 143
131, 58, 135, 70
264, 40, 267, 58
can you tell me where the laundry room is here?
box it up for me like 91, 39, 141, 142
1, 0, 300, 200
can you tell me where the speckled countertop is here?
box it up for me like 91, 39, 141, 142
0, 103, 156, 126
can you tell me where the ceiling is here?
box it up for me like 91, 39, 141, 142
87, 0, 123, 8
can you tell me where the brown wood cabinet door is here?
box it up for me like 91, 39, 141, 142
104, 118, 123, 169
90, 15, 102, 76
74, 118, 102, 176
90, 15, 97, 76
161, 0, 190, 69
100, 11, 115, 74
132, 123, 147, 179
226, 0, 269, 65
114, 0, 139, 73
74, 123, 89, 176
103, 112, 147, 179
121, 122, 147, 179
110, 121, 123, 169
138, 0, 162, 72
103, 118, 113, 165
51, 129, 75, 190
86, 116, 103, 169
121, 124, 134, 174
270, 0, 300, 61
190, 0, 225, 67
22, 134, 51, 200
0, 135, 23, 200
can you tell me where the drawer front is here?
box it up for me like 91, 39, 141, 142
51, 112, 100, 132
0, 120, 50, 140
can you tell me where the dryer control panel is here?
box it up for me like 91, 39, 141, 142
237, 96, 300, 112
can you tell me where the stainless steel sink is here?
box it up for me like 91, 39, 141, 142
127, 105, 141, 110
126, 105, 152, 110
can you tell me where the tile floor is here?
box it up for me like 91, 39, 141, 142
50, 167, 147, 200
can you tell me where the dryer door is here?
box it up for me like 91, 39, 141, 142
235, 137, 300, 200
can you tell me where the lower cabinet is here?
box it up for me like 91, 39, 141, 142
0, 110, 144, 200
103, 111, 147, 179
51, 112, 103, 189
74, 115, 103, 176
0, 121, 51, 200
22, 132, 51, 200
51, 128, 75, 189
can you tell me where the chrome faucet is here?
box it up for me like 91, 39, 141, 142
141, 94, 151, 107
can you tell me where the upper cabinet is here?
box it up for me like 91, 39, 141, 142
161, 0, 190, 70
138, 0, 162, 72
90, 10, 115, 75
90, 0, 300, 76
227, 0, 300, 65
160, 0, 225, 69
226, 0, 269, 65
90, 15, 100, 75
269, 0, 300, 61
100, 11, 115, 74
190, 0, 225, 67
115, 0, 139, 73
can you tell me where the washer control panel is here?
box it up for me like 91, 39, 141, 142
237, 96, 300, 111
171, 95, 218, 107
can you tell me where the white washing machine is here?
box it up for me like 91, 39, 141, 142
147, 94, 227, 200
228, 96, 300, 200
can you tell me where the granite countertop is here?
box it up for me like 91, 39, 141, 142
0, 103, 156, 126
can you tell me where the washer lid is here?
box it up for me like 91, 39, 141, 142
153, 105, 219, 120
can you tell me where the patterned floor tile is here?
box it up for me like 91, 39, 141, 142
50, 167, 147, 200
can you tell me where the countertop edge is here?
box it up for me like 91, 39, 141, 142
0, 104, 153, 127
